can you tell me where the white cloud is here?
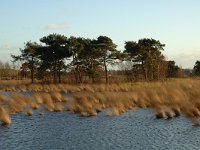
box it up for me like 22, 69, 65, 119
171, 50, 200, 69
0, 44, 20, 62
0, 44, 18, 51
178, 51, 200, 59
44, 22, 68, 30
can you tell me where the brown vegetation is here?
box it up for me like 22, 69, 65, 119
0, 78, 200, 126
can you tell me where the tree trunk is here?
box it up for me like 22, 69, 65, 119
31, 69, 34, 83
157, 64, 160, 80
31, 56, 34, 83
73, 69, 78, 83
58, 61, 62, 83
142, 61, 147, 80
77, 66, 82, 83
53, 68, 56, 83
58, 70, 61, 83
73, 55, 82, 84
104, 59, 108, 83
53, 60, 57, 83
91, 58, 95, 83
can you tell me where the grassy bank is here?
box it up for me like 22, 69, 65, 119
0, 78, 200, 126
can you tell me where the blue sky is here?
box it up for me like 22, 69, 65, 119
0, 0, 200, 68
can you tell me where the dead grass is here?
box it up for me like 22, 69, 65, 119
0, 78, 200, 126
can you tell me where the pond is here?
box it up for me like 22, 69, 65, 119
0, 109, 199, 150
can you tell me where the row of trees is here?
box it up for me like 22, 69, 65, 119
11, 34, 181, 83
193, 61, 200, 76
0, 61, 18, 79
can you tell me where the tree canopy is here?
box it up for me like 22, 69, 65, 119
11, 41, 41, 83
193, 61, 200, 76
11, 34, 186, 83
124, 38, 166, 80
38, 34, 72, 83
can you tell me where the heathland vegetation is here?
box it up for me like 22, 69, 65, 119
0, 34, 200, 126
1, 79, 200, 126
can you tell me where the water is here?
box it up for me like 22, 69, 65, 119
0, 109, 200, 150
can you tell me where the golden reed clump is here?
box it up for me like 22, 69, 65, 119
0, 107, 11, 125
165, 110, 173, 119
54, 103, 63, 112
0, 78, 200, 126
156, 111, 165, 119
27, 109, 33, 116
171, 107, 181, 117
8, 93, 27, 114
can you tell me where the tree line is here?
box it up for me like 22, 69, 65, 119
11, 34, 183, 83
0, 61, 18, 80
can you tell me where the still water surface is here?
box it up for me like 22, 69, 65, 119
0, 109, 200, 150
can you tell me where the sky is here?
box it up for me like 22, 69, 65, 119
0, 0, 200, 68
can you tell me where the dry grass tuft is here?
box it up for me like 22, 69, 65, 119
0, 107, 11, 125
1, 79, 200, 126
156, 110, 165, 119
165, 110, 173, 119
27, 109, 33, 116
54, 103, 63, 112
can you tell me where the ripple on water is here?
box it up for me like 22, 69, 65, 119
0, 109, 200, 150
